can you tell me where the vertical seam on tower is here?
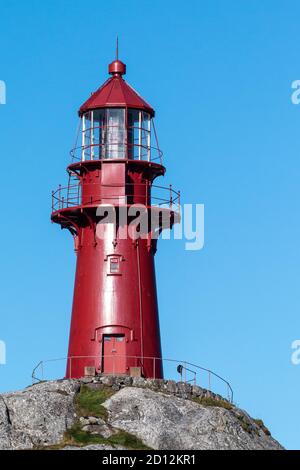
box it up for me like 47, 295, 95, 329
136, 239, 144, 365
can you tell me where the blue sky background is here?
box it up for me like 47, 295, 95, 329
0, 0, 299, 449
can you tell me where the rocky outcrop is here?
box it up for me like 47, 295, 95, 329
0, 380, 80, 449
0, 377, 283, 450
103, 387, 282, 450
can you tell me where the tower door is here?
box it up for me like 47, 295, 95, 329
102, 335, 126, 374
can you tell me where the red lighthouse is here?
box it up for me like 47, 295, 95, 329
51, 52, 180, 379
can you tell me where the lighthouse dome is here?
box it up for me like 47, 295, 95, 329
79, 59, 154, 117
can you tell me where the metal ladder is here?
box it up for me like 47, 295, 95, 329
66, 170, 80, 207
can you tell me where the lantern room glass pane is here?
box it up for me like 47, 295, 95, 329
127, 109, 139, 159
141, 112, 150, 161
103, 109, 125, 159
127, 109, 151, 160
92, 110, 105, 160
82, 112, 92, 161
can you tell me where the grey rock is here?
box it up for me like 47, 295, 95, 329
0, 397, 11, 450
79, 417, 89, 426
80, 378, 94, 384
166, 380, 177, 394
0, 380, 79, 449
99, 376, 115, 387
81, 424, 117, 438
112, 384, 120, 391
132, 377, 147, 388
88, 416, 99, 425
103, 387, 283, 450
118, 376, 133, 387
191, 385, 204, 397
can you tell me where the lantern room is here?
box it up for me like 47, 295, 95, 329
79, 108, 153, 161
73, 58, 161, 163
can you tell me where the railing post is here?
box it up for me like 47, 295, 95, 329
170, 184, 173, 210
52, 190, 54, 211
153, 357, 156, 379
69, 357, 72, 379
184, 361, 187, 383
58, 184, 62, 210
41, 361, 44, 381
208, 371, 211, 391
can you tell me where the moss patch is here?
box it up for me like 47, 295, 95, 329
108, 430, 151, 450
193, 396, 232, 410
38, 424, 151, 450
75, 385, 115, 420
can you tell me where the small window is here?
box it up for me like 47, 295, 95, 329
103, 336, 111, 342
110, 258, 120, 274
115, 336, 124, 342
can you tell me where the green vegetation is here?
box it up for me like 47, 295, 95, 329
253, 419, 271, 436
75, 385, 115, 420
108, 431, 151, 450
56, 385, 151, 450
62, 423, 150, 450
193, 396, 233, 410
236, 415, 253, 434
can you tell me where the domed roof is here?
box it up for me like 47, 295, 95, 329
79, 59, 155, 117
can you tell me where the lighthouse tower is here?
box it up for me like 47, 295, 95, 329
51, 53, 180, 379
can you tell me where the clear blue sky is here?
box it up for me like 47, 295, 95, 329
0, 0, 299, 449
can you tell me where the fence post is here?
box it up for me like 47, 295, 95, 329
69, 357, 72, 379
184, 362, 187, 383
153, 357, 156, 379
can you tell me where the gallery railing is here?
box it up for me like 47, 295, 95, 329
31, 355, 234, 403
51, 182, 181, 213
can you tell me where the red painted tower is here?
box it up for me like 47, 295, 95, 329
51, 52, 180, 379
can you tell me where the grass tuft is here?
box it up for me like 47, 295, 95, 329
253, 419, 271, 436
64, 424, 150, 450
193, 396, 232, 410
109, 431, 151, 450
75, 385, 115, 420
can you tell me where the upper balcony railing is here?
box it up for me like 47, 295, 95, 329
70, 141, 163, 164
52, 182, 181, 214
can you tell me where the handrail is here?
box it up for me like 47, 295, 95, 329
31, 355, 234, 403
70, 142, 163, 164
51, 182, 181, 213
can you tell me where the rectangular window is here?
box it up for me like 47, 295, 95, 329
110, 258, 120, 274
